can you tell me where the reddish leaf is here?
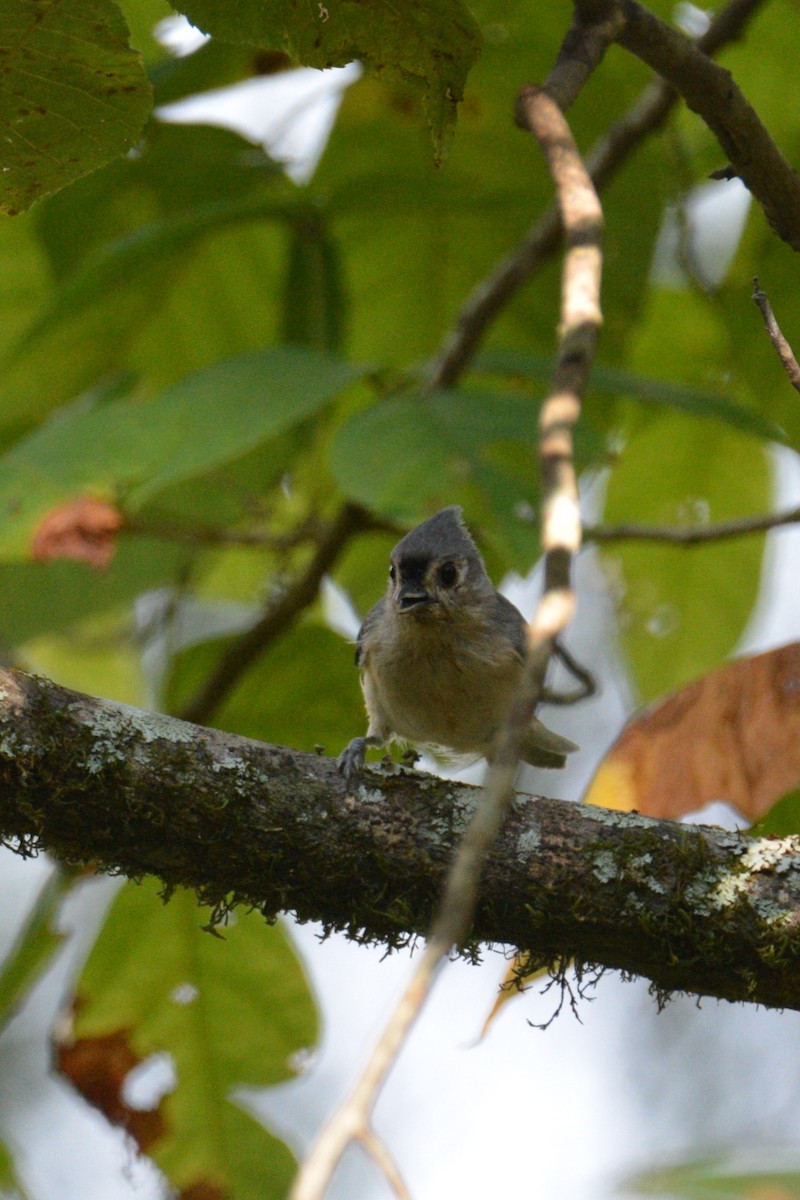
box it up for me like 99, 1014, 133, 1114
56, 1028, 165, 1152
584, 643, 800, 821
31, 497, 122, 570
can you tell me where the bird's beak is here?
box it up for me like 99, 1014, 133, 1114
396, 583, 428, 611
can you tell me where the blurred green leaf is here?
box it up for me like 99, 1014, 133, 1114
0, 346, 363, 558
329, 388, 541, 522
0, 122, 297, 423
281, 215, 347, 351
0, 1136, 30, 1199
0, 0, 152, 215
0, 866, 70, 1035
601, 414, 770, 702
117, 0, 174, 67
62, 877, 318, 1200
329, 385, 604, 566
0, 539, 185, 647
307, 0, 667, 372
624, 1155, 800, 1198
752, 787, 800, 837
476, 350, 786, 444
166, 622, 364, 753
175, 0, 482, 158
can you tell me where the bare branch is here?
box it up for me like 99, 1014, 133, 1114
542, 5, 625, 112
614, 0, 800, 251
426, 0, 767, 390
753, 277, 800, 394
1, 668, 800, 1012
586, 504, 800, 545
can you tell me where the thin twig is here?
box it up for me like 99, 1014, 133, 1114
426, 0, 766, 390
289, 89, 604, 1200
359, 1129, 411, 1200
122, 513, 327, 550
752, 277, 800, 394
178, 503, 385, 725
541, 639, 597, 705
585, 504, 800, 545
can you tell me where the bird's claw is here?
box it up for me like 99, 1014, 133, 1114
337, 737, 368, 784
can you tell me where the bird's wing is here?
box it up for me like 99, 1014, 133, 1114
354, 597, 387, 668
492, 591, 527, 661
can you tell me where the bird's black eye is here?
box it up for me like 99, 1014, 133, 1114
438, 562, 458, 588
389, 563, 396, 582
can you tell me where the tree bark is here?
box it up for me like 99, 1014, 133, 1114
0, 668, 798, 1011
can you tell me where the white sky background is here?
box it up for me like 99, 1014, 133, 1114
2, 12, 800, 1200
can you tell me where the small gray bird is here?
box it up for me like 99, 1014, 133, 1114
337, 506, 578, 782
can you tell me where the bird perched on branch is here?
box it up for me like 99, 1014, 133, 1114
337, 506, 578, 782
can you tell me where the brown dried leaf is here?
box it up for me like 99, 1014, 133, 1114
56, 1029, 165, 1152
584, 642, 800, 821
31, 497, 122, 570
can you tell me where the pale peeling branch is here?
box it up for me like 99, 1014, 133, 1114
0, 669, 799, 1011
289, 89, 609, 1200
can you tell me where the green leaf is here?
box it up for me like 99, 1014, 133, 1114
476, 350, 786, 444
329, 385, 602, 566
0, 540, 187, 647
165, 622, 365, 754
0, 866, 70, 1035
601, 414, 770, 701
281, 216, 347, 351
624, 1156, 800, 1198
303, 0, 669, 371
119, 0, 175, 68
0, 346, 363, 558
330, 387, 540, 522
0, 122, 297, 424
175, 0, 483, 159
63, 877, 318, 1200
752, 787, 800, 837
0, 1135, 30, 1199
0, 0, 152, 215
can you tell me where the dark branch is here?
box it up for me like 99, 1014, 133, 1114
614, 0, 800, 251
585, 505, 800, 545
542, 6, 625, 113
1, 669, 800, 1012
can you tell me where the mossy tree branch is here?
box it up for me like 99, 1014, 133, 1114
1, 668, 799, 1012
